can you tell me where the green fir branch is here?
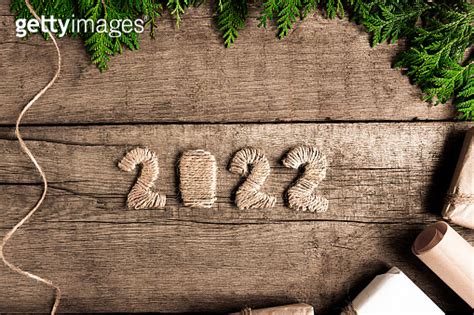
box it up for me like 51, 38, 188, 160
168, 0, 188, 25
10, 0, 474, 119
456, 79, 474, 119
325, 0, 345, 19
362, 2, 429, 46
216, 0, 248, 47
276, 0, 303, 38
425, 61, 472, 103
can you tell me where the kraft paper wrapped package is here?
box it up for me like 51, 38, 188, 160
413, 221, 474, 308
442, 127, 474, 229
342, 267, 443, 314
229, 303, 314, 315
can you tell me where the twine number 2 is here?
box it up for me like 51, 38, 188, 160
282, 145, 328, 212
228, 147, 276, 210
118, 147, 166, 209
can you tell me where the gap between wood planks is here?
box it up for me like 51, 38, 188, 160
0, 119, 461, 129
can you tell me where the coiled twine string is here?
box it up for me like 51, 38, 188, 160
0, 0, 62, 313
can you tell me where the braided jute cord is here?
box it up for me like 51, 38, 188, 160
282, 145, 328, 213
0, 0, 62, 314
229, 147, 276, 210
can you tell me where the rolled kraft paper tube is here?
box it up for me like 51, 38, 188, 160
345, 267, 444, 315
413, 221, 474, 308
229, 303, 314, 315
442, 127, 474, 229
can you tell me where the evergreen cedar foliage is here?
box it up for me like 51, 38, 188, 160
11, 0, 474, 120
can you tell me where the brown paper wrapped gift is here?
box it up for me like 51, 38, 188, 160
341, 267, 444, 314
413, 221, 474, 308
442, 127, 474, 229
229, 303, 314, 315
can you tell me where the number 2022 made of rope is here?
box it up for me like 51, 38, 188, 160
118, 145, 328, 212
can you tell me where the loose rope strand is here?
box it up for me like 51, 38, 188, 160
0, 0, 62, 313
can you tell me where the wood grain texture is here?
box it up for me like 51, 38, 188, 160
0, 1, 471, 313
0, 5, 456, 125
0, 122, 473, 313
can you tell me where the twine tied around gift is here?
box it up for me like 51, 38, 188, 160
239, 307, 253, 315
119, 147, 167, 209
282, 145, 328, 213
0, 0, 62, 314
340, 304, 357, 315
229, 147, 276, 210
445, 193, 474, 207
178, 150, 217, 208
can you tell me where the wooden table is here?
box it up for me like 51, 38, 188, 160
1, 2, 472, 314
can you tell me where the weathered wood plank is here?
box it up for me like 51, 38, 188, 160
0, 0, 9, 15
0, 9, 455, 125
0, 122, 472, 313
0, 122, 471, 221
1, 219, 471, 313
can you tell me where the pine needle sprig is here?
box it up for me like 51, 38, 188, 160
259, 0, 279, 28
456, 78, 474, 119
425, 61, 473, 103
216, 0, 248, 47
325, 0, 345, 19
168, 0, 188, 26
394, 2, 473, 118
167, 0, 203, 27
84, 32, 113, 71
362, 1, 430, 46
81, 0, 140, 71
276, 0, 303, 38
259, 0, 316, 39
81, 0, 113, 71
127, 0, 162, 37
301, 0, 320, 19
